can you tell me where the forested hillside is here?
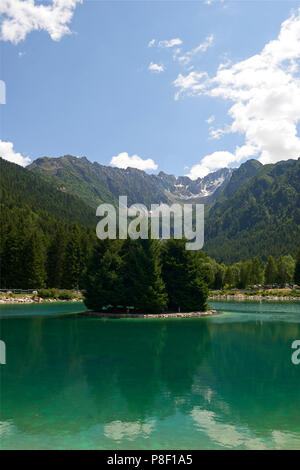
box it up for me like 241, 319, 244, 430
0, 158, 97, 289
205, 158, 300, 263
0, 158, 96, 226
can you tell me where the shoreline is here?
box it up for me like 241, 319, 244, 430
79, 309, 220, 319
0, 297, 83, 305
210, 295, 300, 301
1, 295, 299, 305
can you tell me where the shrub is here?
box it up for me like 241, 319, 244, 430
38, 288, 58, 298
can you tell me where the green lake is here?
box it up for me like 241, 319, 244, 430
1, 301, 300, 449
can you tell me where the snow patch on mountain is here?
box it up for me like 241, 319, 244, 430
158, 168, 233, 202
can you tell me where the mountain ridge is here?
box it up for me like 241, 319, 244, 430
28, 154, 247, 208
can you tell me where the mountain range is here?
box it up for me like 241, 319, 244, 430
1, 154, 300, 263
28, 155, 234, 207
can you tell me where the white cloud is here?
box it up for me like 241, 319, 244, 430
175, 8, 300, 174
193, 34, 214, 53
148, 38, 155, 47
0, 0, 82, 44
206, 115, 215, 124
177, 34, 214, 65
204, 0, 225, 5
173, 71, 209, 100
173, 47, 181, 57
208, 124, 232, 140
158, 38, 182, 48
187, 151, 236, 179
148, 62, 165, 73
0, 139, 31, 166
110, 152, 158, 171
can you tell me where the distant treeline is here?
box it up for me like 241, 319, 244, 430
206, 252, 300, 289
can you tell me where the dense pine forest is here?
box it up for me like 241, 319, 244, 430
0, 158, 97, 289
0, 157, 299, 296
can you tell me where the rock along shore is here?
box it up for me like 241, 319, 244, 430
209, 295, 300, 301
0, 296, 82, 304
79, 309, 220, 319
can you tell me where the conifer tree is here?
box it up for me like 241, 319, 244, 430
122, 238, 168, 314
63, 224, 84, 289
1, 228, 24, 288
82, 240, 124, 311
161, 239, 208, 312
23, 230, 47, 288
46, 228, 67, 288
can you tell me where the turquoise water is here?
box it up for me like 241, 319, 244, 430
1, 300, 300, 450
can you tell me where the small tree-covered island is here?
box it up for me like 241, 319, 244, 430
81, 238, 209, 315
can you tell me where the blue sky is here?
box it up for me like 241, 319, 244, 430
1, 0, 300, 178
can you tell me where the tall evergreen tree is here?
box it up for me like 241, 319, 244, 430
23, 230, 47, 288
46, 228, 67, 288
161, 239, 208, 312
1, 227, 24, 288
122, 238, 168, 314
82, 240, 124, 311
63, 224, 84, 289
